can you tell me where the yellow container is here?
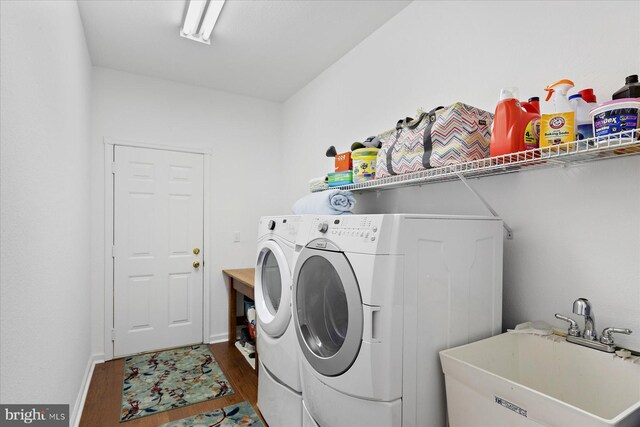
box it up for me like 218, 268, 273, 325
540, 112, 576, 148
351, 148, 379, 183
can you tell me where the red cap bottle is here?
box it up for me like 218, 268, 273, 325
578, 88, 597, 103
490, 89, 541, 156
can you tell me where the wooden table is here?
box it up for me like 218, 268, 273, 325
222, 268, 258, 368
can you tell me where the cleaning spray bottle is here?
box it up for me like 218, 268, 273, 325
490, 88, 541, 156
569, 93, 593, 141
540, 79, 576, 148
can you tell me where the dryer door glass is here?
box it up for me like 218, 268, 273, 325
262, 249, 282, 315
294, 249, 363, 376
255, 239, 292, 337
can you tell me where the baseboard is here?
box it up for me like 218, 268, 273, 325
91, 353, 106, 364
71, 353, 104, 427
208, 332, 229, 344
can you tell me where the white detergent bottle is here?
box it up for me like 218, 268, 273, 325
569, 93, 593, 141
540, 79, 576, 148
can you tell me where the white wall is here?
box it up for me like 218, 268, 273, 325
91, 68, 284, 357
282, 1, 640, 350
0, 0, 93, 420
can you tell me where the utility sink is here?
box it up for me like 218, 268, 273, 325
440, 332, 640, 426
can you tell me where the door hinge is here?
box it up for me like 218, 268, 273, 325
111, 162, 116, 174
111, 329, 116, 341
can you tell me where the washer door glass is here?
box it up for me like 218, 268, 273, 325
294, 248, 363, 376
262, 249, 282, 315
297, 256, 347, 357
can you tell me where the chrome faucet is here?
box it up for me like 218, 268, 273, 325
573, 298, 596, 340
601, 327, 633, 345
555, 298, 633, 353
554, 313, 580, 337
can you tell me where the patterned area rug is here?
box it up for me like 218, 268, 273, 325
120, 345, 234, 422
158, 401, 264, 427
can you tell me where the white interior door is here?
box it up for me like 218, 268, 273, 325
113, 145, 204, 356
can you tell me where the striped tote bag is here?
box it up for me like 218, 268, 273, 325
374, 117, 413, 179
375, 109, 444, 178
428, 103, 493, 167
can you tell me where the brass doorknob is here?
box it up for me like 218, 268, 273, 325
193, 260, 200, 268
193, 248, 200, 255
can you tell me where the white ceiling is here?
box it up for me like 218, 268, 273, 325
78, 0, 411, 102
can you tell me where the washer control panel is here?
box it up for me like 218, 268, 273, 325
310, 215, 382, 243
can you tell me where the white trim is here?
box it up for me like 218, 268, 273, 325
104, 137, 213, 155
209, 332, 229, 344
103, 137, 212, 360
202, 154, 212, 344
104, 144, 115, 361
71, 354, 103, 427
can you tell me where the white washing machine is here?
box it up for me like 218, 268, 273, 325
255, 215, 307, 427
292, 214, 504, 427
302, 400, 319, 427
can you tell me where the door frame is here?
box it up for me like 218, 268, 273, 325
103, 137, 213, 361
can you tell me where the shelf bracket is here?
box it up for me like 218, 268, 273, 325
456, 173, 513, 240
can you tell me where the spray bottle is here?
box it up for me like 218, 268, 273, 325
569, 93, 593, 141
490, 88, 541, 156
540, 79, 576, 148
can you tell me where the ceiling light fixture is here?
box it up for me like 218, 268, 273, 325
180, 0, 225, 45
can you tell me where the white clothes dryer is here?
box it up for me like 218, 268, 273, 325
255, 215, 308, 427
292, 214, 504, 427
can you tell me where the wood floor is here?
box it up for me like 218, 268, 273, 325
80, 343, 263, 427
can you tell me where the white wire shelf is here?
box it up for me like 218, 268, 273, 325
317, 129, 640, 193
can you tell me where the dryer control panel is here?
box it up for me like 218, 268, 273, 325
258, 216, 301, 243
